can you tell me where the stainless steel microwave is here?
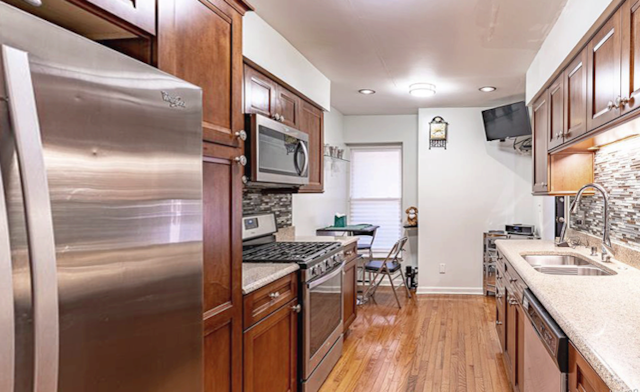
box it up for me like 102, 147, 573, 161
244, 113, 310, 187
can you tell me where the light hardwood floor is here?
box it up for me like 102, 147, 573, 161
320, 290, 511, 392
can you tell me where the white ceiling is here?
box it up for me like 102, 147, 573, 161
248, 0, 568, 115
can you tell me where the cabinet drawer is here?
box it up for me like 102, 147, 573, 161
244, 273, 298, 329
344, 242, 358, 262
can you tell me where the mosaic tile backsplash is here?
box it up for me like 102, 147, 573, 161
570, 137, 640, 248
242, 188, 292, 228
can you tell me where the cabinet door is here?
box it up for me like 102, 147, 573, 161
276, 85, 302, 128
549, 76, 565, 150
244, 299, 298, 392
67, 0, 156, 34
343, 256, 358, 333
569, 343, 609, 392
203, 143, 245, 392
244, 65, 278, 119
564, 48, 589, 141
587, 9, 622, 131
495, 273, 506, 351
298, 101, 324, 193
621, 0, 640, 115
158, 0, 246, 148
532, 91, 550, 194
505, 289, 516, 383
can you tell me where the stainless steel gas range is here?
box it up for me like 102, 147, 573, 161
242, 213, 345, 392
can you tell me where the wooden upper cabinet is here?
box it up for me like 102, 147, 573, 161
549, 76, 565, 150
569, 343, 609, 392
157, 0, 248, 148
298, 101, 325, 193
244, 64, 278, 119
532, 91, 550, 194
276, 85, 302, 128
621, 0, 640, 115
587, 8, 622, 131
68, 0, 156, 35
564, 48, 589, 142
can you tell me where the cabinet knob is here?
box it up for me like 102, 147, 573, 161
280, 115, 285, 122
269, 292, 281, 299
235, 155, 247, 166
496, 320, 503, 326
273, 113, 281, 121
235, 130, 247, 141
291, 304, 302, 313
618, 96, 631, 107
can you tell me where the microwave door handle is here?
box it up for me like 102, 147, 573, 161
3, 45, 59, 392
293, 142, 302, 175
307, 262, 345, 289
299, 141, 309, 176
0, 154, 15, 392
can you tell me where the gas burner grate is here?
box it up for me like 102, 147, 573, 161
242, 242, 341, 263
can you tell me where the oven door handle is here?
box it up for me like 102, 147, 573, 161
307, 262, 345, 289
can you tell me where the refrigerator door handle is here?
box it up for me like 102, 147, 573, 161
0, 152, 15, 392
2, 45, 59, 392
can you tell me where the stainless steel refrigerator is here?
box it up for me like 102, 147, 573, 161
0, 3, 204, 392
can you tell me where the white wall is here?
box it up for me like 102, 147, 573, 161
526, 0, 613, 104
418, 108, 536, 294
292, 107, 349, 235
243, 12, 332, 111
342, 115, 419, 266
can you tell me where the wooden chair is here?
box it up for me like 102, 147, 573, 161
362, 236, 412, 308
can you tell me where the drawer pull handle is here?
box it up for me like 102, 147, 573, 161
291, 304, 301, 313
269, 292, 281, 299
496, 321, 503, 326
509, 278, 517, 283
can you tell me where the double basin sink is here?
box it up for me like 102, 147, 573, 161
523, 254, 615, 276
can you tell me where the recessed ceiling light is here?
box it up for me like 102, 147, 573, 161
359, 89, 376, 95
479, 86, 497, 92
409, 83, 436, 97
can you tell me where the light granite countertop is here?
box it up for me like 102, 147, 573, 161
242, 263, 300, 295
496, 240, 640, 392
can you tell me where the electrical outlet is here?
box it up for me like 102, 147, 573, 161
439, 263, 446, 274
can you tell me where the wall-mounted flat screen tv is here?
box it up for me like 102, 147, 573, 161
482, 101, 531, 141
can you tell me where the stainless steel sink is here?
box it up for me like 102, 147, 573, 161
523, 254, 615, 276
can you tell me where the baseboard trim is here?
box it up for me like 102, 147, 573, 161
416, 286, 484, 295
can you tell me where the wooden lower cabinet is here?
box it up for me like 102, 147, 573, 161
505, 295, 525, 392
342, 243, 358, 332
203, 142, 245, 392
569, 343, 609, 392
243, 274, 299, 392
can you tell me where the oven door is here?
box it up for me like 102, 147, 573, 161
250, 114, 309, 186
302, 262, 344, 379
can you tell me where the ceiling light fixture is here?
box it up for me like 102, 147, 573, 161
359, 89, 376, 95
409, 83, 436, 97
479, 86, 497, 92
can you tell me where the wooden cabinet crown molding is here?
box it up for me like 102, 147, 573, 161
220, 0, 255, 15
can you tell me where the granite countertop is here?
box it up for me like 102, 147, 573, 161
496, 240, 640, 391
242, 263, 299, 295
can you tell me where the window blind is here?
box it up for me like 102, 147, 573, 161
349, 146, 403, 254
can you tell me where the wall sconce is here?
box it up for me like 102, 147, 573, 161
429, 116, 448, 149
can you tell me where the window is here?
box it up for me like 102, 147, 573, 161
349, 146, 403, 254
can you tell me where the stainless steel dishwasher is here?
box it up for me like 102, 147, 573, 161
522, 289, 569, 392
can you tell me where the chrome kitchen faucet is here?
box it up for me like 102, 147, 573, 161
557, 183, 615, 262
